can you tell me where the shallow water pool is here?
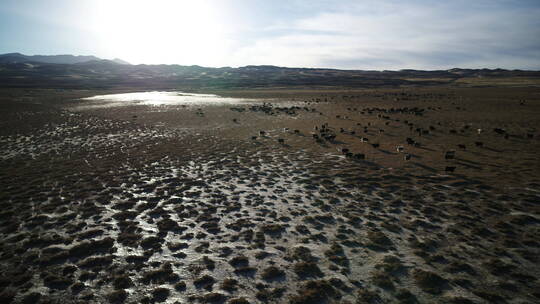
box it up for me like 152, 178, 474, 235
80, 91, 257, 107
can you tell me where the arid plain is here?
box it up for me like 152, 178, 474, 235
1, 85, 539, 304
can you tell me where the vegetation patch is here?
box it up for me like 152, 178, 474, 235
68, 237, 114, 258
366, 231, 393, 251
293, 261, 324, 278
371, 270, 394, 289
261, 266, 286, 281
356, 288, 382, 304
289, 280, 339, 304
256, 287, 286, 302
229, 256, 249, 268
151, 287, 170, 303
194, 274, 216, 290
220, 278, 238, 292
228, 298, 250, 304
289, 246, 316, 262
324, 242, 349, 266
107, 289, 127, 303
113, 275, 133, 289
412, 269, 447, 294
202, 292, 227, 303
141, 263, 179, 284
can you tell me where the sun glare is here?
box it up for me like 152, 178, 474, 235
92, 0, 229, 65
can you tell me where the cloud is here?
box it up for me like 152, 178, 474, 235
231, 1, 540, 69
1, 0, 538, 69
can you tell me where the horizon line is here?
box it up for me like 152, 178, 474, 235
2, 52, 540, 72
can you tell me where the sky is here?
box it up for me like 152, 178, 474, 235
1, 0, 539, 70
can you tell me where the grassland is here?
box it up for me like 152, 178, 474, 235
0, 82, 539, 303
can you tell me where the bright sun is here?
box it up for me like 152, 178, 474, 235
91, 0, 229, 65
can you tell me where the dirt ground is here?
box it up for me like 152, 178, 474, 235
0, 86, 539, 304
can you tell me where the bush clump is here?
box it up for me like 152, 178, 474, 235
261, 266, 285, 281
412, 269, 447, 294
289, 280, 339, 304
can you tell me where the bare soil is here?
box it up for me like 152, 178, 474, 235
0, 87, 539, 303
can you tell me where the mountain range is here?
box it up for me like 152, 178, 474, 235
1, 53, 539, 90
0, 53, 129, 65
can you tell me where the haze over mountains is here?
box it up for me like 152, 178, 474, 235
0, 53, 129, 65
1, 52, 539, 90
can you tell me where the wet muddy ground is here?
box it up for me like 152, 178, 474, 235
0, 87, 539, 304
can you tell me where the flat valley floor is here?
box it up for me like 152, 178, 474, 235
0, 87, 539, 304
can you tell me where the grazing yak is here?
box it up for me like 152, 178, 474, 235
445, 150, 456, 160
494, 128, 506, 135
354, 153, 366, 160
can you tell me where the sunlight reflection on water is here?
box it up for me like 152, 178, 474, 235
81, 91, 255, 107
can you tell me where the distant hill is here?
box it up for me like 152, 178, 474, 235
112, 58, 130, 65
0, 52, 130, 65
0, 53, 538, 89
